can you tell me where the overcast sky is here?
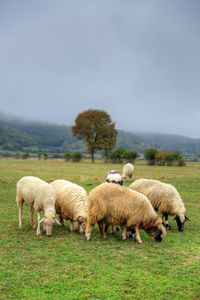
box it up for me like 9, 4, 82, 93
0, 0, 200, 138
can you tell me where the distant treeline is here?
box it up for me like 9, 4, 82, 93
1, 117, 200, 158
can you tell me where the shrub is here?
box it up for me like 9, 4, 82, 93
42, 153, 48, 160
145, 148, 159, 165
71, 152, 83, 162
22, 152, 29, 159
122, 150, 139, 162
15, 152, 20, 159
108, 148, 126, 163
177, 159, 186, 166
155, 152, 165, 165
163, 152, 176, 166
38, 153, 42, 160
64, 152, 72, 161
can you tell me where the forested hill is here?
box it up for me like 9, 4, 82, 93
0, 116, 200, 158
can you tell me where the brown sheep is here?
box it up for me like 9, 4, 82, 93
85, 183, 166, 243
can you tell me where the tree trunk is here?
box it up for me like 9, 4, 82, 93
91, 150, 94, 163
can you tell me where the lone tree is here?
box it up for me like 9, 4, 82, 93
72, 109, 117, 162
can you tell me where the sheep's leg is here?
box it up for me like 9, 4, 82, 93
97, 221, 103, 235
36, 211, 42, 236
122, 226, 127, 240
17, 197, 24, 229
111, 225, 115, 235
135, 226, 142, 244
30, 206, 36, 229
69, 220, 75, 232
59, 215, 65, 227
163, 213, 171, 230
102, 223, 107, 240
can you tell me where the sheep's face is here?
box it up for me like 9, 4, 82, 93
77, 217, 87, 234
39, 214, 61, 236
144, 220, 166, 243
174, 214, 189, 231
145, 226, 162, 242
43, 215, 55, 236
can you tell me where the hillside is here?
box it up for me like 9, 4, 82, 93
0, 115, 200, 158
138, 132, 200, 157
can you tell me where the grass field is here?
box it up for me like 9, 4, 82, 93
0, 158, 200, 299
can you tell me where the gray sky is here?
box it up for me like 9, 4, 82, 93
0, 0, 200, 138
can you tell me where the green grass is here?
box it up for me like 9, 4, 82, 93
0, 158, 200, 299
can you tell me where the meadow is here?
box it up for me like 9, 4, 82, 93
0, 158, 200, 299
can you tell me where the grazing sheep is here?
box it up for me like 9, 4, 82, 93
129, 179, 189, 231
106, 170, 123, 185
16, 176, 60, 236
50, 180, 88, 233
122, 163, 134, 180
85, 183, 166, 243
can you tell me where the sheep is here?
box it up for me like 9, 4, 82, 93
85, 183, 166, 243
129, 179, 189, 231
106, 170, 123, 185
50, 180, 88, 233
122, 163, 134, 180
16, 176, 60, 236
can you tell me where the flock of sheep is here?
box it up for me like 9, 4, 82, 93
16, 162, 189, 244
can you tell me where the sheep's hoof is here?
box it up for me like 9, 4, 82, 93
36, 231, 41, 236
32, 225, 37, 229
19, 224, 22, 229
165, 225, 171, 230
137, 239, 143, 244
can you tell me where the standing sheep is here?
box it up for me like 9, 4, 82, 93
85, 183, 166, 243
106, 170, 123, 185
16, 176, 60, 236
129, 179, 189, 231
50, 180, 88, 233
122, 163, 134, 180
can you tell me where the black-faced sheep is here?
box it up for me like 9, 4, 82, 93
106, 170, 123, 185
16, 176, 60, 236
50, 180, 88, 233
85, 183, 166, 243
122, 163, 134, 180
129, 179, 189, 231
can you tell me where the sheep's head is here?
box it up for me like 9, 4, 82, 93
144, 217, 166, 243
173, 214, 189, 232
77, 216, 87, 233
39, 213, 61, 237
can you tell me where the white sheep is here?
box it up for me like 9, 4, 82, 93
16, 176, 60, 236
129, 179, 189, 231
122, 163, 134, 180
50, 180, 88, 233
106, 170, 123, 185
85, 182, 166, 243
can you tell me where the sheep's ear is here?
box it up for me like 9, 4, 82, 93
55, 218, 61, 225
39, 217, 45, 224
185, 216, 190, 221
